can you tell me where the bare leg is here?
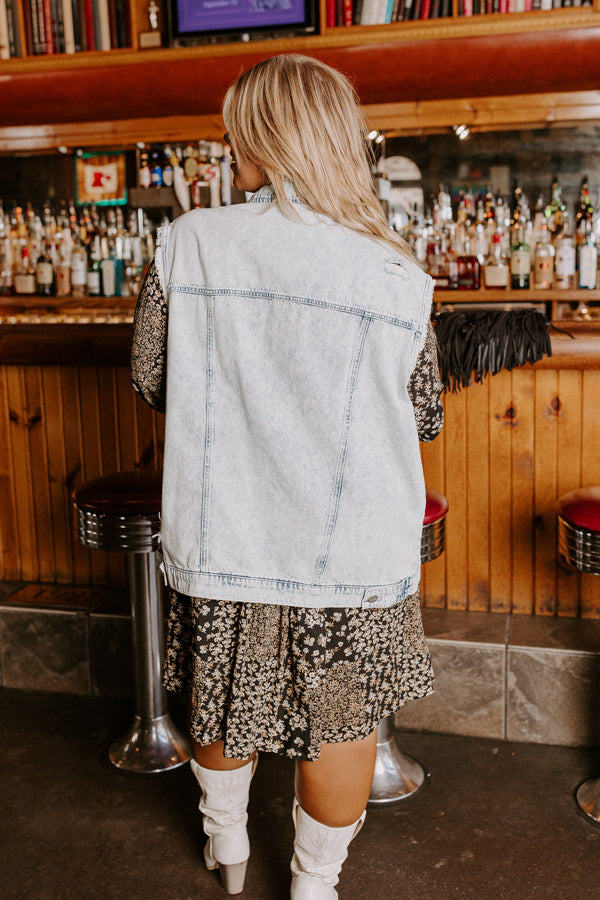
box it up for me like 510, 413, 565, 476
295, 730, 377, 827
192, 738, 257, 771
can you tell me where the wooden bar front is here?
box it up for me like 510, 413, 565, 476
0, 308, 599, 618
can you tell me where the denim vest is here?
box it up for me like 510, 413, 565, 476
155, 184, 434, 609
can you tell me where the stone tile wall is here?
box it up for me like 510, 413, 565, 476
395, 609, 600, 749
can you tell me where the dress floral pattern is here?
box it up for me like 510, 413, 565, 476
132, 257, 444, 761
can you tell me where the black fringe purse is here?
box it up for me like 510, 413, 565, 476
434, 308, 553, 393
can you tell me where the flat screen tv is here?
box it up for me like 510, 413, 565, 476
167, 0, 318, 45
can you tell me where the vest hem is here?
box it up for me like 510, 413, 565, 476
163, 564, 421, 610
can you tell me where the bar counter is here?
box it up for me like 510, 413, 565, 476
0, 295, 599, 619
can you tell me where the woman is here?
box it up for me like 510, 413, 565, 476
131, 54, 443, 899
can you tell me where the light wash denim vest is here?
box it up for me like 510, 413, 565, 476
155, 183, 434, 610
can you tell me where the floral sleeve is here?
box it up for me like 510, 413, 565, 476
407, 321, 444, 442
131, 260, 168, 413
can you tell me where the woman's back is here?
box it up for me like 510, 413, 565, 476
157, 184, 433, 608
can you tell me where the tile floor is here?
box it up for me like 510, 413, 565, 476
1, 688, 599, 900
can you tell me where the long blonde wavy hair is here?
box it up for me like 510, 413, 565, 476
222, 54, 411, 257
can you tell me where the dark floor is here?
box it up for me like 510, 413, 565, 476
1, 691, 599, 900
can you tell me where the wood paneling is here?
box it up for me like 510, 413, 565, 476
421, 367, 600, 618
0, 355, 598, 617
0, 364, 163, 586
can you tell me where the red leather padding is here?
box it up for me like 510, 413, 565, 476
424, 488, 449, 525
74, 470, 163, 516
557, 487, 600, 532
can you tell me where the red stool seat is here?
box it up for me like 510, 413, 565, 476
557, 487, 600, 533
422, 488, 448, 564
557, 486, 600, 576
424, 488, 449, 526
74, 470, 162, 517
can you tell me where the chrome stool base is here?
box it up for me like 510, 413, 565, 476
368, 715, 428, 806
109, 714, 191, 773
576, 776, 600, 824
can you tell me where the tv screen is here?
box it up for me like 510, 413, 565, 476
169, 0, 317, 44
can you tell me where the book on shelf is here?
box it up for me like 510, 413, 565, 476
14, 0, 131, 55
353, 0, 455, 21
458, 0, 591, 10
330, 0, 592, 20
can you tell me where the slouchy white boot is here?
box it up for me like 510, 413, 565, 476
190, 756, 257, 895
290, 799, 366, 899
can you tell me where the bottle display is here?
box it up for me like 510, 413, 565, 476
137, 140, 230, 210
398, 174, 599, 305
0, 197, 156, 299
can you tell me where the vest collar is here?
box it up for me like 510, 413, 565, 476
249, 181, 304, 206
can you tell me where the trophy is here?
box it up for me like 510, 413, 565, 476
139, 0, 163, 49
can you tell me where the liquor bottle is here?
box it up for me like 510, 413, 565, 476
150, 150, 163, 188
578, 222, 598, 290
437, 184, 453, 225
472, 201, 489, 265
0, 246, 12, 295
554, 214, 576, 290
70, 241, 88, 298
574, 176, 594, 247
427, 227, 444, 286
544, 175, 565, 238
100, 241, 123, 297
0, 232, 13, 296
510, 224, 531, 289
162, 145, 174, 188
530, 193, 546, 251
138, 150, 152, 189
13, 245, 36, 295
35, 242, 55, 296
220, 153, 232, 207
86, 236, 102, 296
483, 232, 509, 288
456, 234, 480, 289
55, 240, 72, 296
438, 229, 456, 290
533, 224, 555, 290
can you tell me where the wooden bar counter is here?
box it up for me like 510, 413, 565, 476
0, 294, 599, 619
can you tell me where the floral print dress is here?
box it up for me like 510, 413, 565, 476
132, 261, 444, 761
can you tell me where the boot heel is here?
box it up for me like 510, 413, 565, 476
203, 841, 218, 872
218, 861, 248, 895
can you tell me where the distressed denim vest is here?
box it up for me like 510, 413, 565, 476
155, 184, 434, 609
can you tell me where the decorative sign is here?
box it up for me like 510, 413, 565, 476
75, 152, 128, 206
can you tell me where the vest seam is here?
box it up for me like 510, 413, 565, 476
169, 285, 420, 333
199, 295, 215, 570
313, 315, 371, 583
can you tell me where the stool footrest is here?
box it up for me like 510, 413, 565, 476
109, 714, 191, 773
368, 715, 428, 806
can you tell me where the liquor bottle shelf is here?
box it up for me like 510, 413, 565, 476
435, 288, 600, 303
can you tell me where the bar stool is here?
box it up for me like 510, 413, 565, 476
74, 470, 191, 774
369, 487, 449, 806
556, 487, 600, 823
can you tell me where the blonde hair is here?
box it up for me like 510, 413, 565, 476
222, 54, 411, 257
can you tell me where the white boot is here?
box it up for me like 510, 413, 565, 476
290, 798, 366, 899
190, 756, 257, 895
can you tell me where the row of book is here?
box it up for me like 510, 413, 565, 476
0, 0, 131, 58
329, 0, 591, 25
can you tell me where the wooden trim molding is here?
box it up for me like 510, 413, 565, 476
2, 90, 600, 152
